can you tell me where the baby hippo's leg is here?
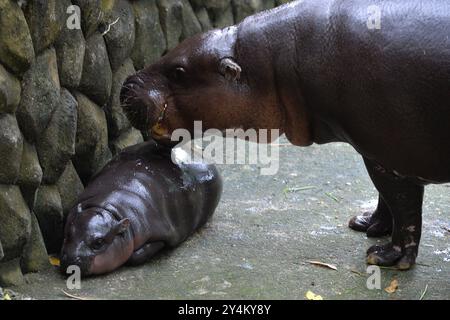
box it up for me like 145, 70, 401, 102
127, 242, 165, 266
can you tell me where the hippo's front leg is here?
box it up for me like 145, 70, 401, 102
127, 242, 165, 266
349, 195, 393, 237
363, 158, 424, 270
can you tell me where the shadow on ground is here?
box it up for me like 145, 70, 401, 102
13, 140, 450, 299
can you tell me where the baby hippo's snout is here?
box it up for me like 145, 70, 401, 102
60, 207, 134, 277
59, 249, 92, 276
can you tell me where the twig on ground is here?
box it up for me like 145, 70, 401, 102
325, 192, 340, 203
416, 262, 432, 267
350, 269, 364, 276
61, 289, 89, 301
419, 284, 429, 300
307, 260, 338, 271
283, 186, 317, 194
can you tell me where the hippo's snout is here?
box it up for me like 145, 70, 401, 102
120, 75, 152, 132
60, 251, 91, 276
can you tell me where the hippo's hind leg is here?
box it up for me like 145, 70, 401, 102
362, 158, 423, 270
349, 194, 393, 237
127, 241, 165, 266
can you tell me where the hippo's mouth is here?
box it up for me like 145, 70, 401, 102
120, 74, 188, 148
60, 254, 94, 277
151, 131, 173, 143
120, 73, 173, 134
150, 103, 175, 143
120, 100, 150, 132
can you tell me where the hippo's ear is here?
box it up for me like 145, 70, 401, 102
219, 58, 241, 82
115, 218, 130, 235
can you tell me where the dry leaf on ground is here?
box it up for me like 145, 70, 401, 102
385, 279, 399, 294
305, 290, 323, 300
49, 256, 60, 267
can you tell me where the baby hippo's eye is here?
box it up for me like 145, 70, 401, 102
173, 67, 186, 81
91, 238, 105, 251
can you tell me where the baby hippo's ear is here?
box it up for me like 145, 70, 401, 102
115, 218, 130, 235
219, 58, 242, 81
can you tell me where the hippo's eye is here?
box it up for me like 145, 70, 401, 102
173, 67, 186, 81
91, 238, 105, 251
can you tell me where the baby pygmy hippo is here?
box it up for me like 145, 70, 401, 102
60, 141, 222, 276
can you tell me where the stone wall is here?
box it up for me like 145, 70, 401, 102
0, 0, 291, 286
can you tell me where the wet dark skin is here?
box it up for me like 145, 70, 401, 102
120, 0, 450, 270
60, 141, 222, 276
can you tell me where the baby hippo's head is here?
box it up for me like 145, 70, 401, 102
60, 206, 133, 277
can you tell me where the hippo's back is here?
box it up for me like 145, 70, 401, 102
238, 0, 450, 181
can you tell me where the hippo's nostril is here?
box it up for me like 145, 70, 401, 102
120, 75, 145, 104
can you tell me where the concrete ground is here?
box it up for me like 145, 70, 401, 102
11, 140, 450, 300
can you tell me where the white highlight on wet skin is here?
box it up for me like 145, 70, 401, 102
405, 242, 417, 248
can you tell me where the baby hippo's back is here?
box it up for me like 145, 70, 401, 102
77, 141, 223, 248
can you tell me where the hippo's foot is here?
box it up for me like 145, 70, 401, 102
349, 210, 392, 237
366, 242, 417, 270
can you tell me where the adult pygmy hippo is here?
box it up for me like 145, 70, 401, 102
120, 0, 450, 270
60, 141, 222, 276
